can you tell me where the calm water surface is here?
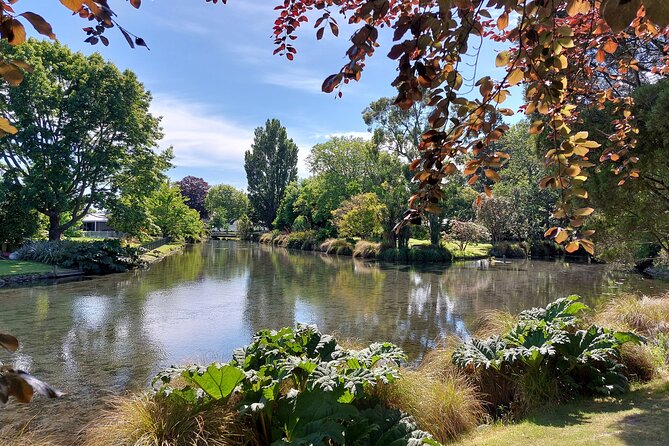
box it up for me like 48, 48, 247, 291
1, 240, 668, 440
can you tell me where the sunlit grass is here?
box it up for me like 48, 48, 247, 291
454, 378, 669, 446
0, 260, 56, 278
408, 239, 492, 259
141, 243, 184, 260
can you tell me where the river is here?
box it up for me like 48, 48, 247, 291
1, 240, 668, 441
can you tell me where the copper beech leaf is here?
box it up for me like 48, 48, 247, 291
0, 333, 19, 352
19, 12, 56, 40
602, 0, 641, 33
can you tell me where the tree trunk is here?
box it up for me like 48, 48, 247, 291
429, 214, 441, 246
397, 226, 410, 249
48, 213, 62, 241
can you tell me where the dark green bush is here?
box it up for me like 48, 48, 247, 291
378, 246, 452, 263
16, 239, 142, 274
530, 240, 564, 258
490, 241, 528, 258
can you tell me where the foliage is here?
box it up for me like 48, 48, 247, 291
1, 332, 62, 406
447, 221, 491, 254
176, 176, 210, 219
147, 183, 205, 242
332, 192, 386, 239
452, 296, 643, 412
490, 242, 529, 259
0, 182, 39, 246
0, 40, 170, 241
273, 180, 303, 230
237, 214, 253, 241
585, 79, 669, 261
529, 240, 565, 259
292, 215, 310, 232
15, 239, 142, 274
107, 195, 158, 242
244, 119, 298, 228
205, 184, 249, 229
378, 246, 452, 264
153, 324, 438, 446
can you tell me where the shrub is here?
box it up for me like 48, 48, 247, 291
331, 192, 386, 239
490, 241, 528, 258
291, 215, 310, 232
281, 231, 317, 250
529, 240, 564, 258
236, 214, 253, 240
15, 239, 141, 274
378, 246, 452, 263
320, 238, 354, 255
447, 221, 491, 253
152, 325, 439, 446
353, 240, 381, 258
452, 296, 643, 414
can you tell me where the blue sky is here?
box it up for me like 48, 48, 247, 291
28, 1, 518, 189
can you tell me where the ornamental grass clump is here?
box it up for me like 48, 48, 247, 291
353, 240, 381, 258
452, 295, 643, 416
320, 238, 354, 256
377, 349, 484, 444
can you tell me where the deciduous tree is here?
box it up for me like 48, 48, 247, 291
176, 176, 210, 219
205, 184, 249, 228
0, 40, 170, 240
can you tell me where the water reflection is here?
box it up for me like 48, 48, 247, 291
0, 241, 667, 440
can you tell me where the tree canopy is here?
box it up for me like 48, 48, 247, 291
244, 119, 298, 228
205, 184, 249, 229
1, 0, 668, 253
0, 39, 170, 240
176, 176, 210, 219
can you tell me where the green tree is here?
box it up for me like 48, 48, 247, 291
0, 40, 170, 241
585, 79, 669, 259
244, 119, 298, 228
0, 181, 40, 247
273, 181, 303, 230
205, 184, 249, 229
331, 192, 386, 239
147, 183, 204, 241
237, 214, 253, 240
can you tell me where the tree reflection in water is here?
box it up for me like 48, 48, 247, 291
0, 240, 665, 440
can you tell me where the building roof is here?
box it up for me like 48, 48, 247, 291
82, 212, 109, 223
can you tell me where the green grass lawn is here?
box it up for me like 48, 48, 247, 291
456, 378, 669, 446
141, 242, 184, 261
0, 260, 56, 278
408, 238, 492, 259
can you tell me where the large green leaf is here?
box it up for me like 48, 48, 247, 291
183, 364, 244, 401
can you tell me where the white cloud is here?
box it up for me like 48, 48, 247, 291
151, 94, 253, 169
261, 66, 327, 94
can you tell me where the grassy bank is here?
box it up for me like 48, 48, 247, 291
409, 238, 492, 260
0, 260, 56, 278
141, 242, 184, 263
456, 378, 669, 446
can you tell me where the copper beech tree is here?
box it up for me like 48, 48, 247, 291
2, 0, 669, 254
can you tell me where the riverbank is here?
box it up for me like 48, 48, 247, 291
140, 241, 185, 264
0, 260, 82, 286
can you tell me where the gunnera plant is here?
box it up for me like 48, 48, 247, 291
452, 295, 643, 416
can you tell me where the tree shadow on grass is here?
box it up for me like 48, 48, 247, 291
525, 380, 669, 432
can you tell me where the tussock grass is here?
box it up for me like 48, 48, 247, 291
258, 232, 276, 244
0, 426, 55, 446
319, 238, 353, 255
352, 240, 381, 258
83, 393, 253, 446
470, 310, 518, 338
621, 343, 657, 382
377, 349, 484, 443
595, 293, 669, 336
